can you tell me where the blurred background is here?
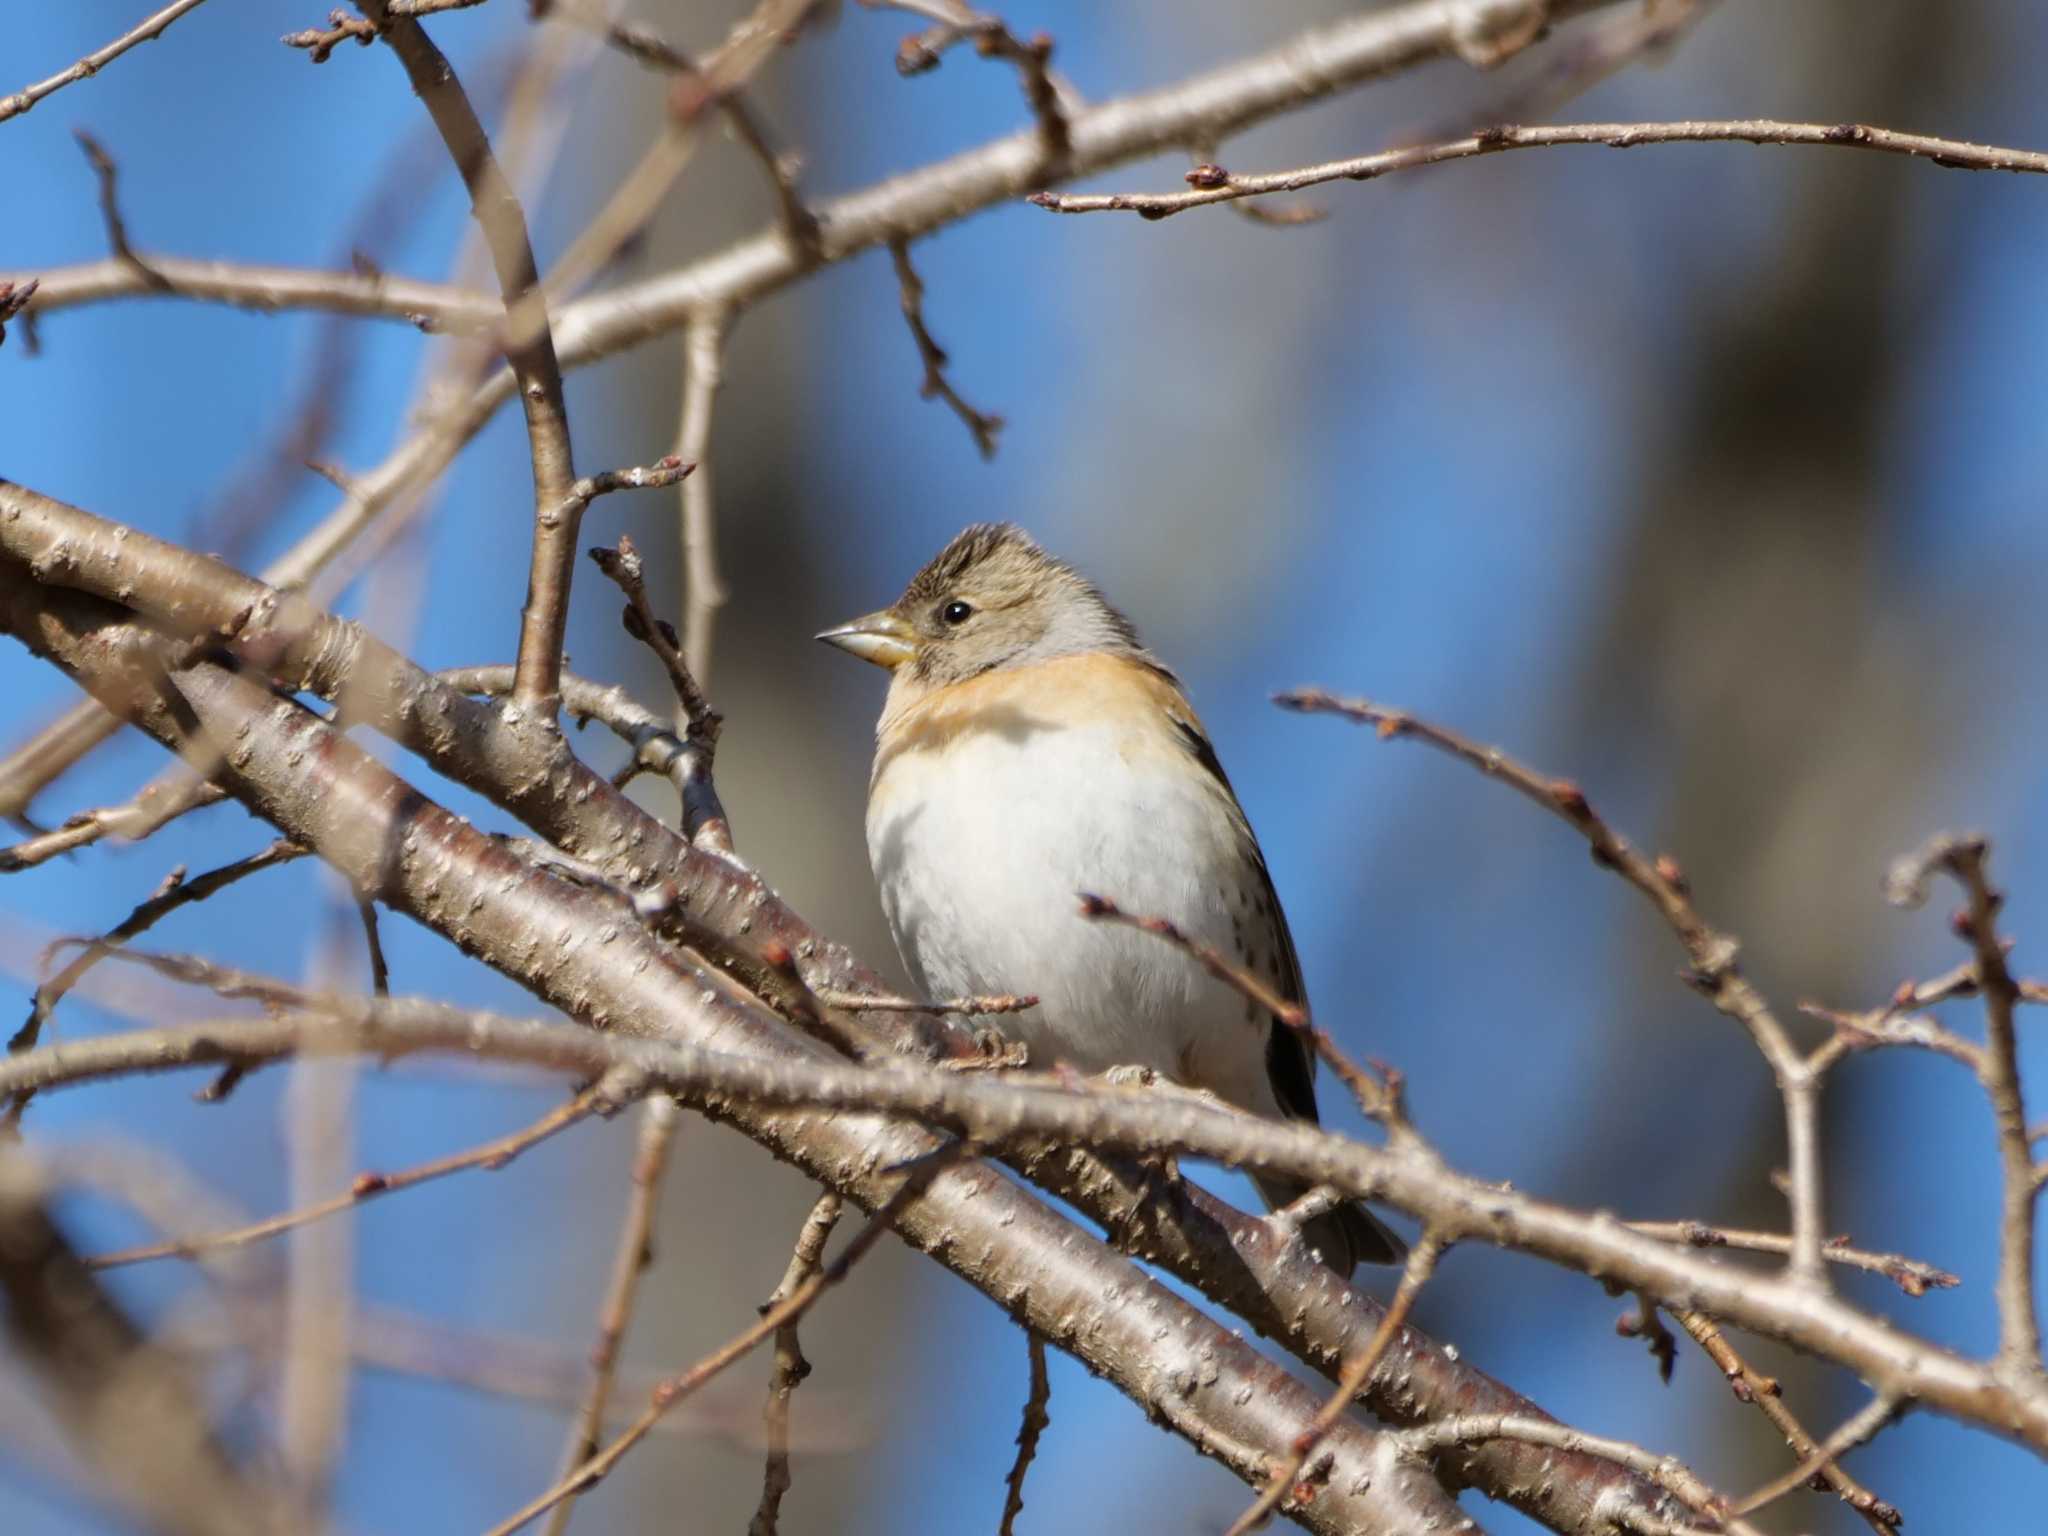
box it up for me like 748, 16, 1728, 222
4, 0, 2047, 1530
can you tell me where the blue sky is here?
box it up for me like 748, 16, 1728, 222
4, 2, 2047, 1532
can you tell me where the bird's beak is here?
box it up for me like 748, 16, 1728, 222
815, 608, 918, 670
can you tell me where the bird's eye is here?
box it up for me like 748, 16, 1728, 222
941, 599, 974, 626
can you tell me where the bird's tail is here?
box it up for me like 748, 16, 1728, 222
1253, 1174, 1406, 1275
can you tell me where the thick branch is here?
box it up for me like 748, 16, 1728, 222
0, 564, 1462, 1536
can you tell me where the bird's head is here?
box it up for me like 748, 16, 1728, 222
817, 523, 1142, 690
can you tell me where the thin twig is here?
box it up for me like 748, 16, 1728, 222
563, 3, 821, 258
355, 0, 580, 716
996, 1332, 1051, 1536
1281, 689, 1830, 1285
1628, 1220, 1958, 1297
0, 774, 224, 874
493, 1142, 971, 1536
748, 1191, 844, 1536
813, 988, 1037, 1016
888, 238, 1003, 459
1730, 1394, 1903, 1521
1671, 1309, 1901, 1532
677, 312, 730, 687
283, 11, 378, 63
1031, 117, 2048, 219
1223, 1235, 1442, 1536
88, 1080, 616, 1269
1075, 893, 1400, 1131
1, 0, 214, 125
72, 131, 171, 289
538, 0, 821, 303
7, 838, 305, 1127
587, 535, 730, 851
1885, 835, 2042, 1373
538, 1096, 684, 1536
864, 0, 1072, 163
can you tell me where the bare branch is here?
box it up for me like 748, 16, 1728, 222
1078, 892, 1401, 1130
0, 0, 213, 125
72, 131, 170, 290
1730, 1393, 1903, 1522
588, 535, 731, 851
540, 1097, 684, 1536
677, 311, 730, 684
814, 988, 1038, 1017
0, 1150, 294, 1536
283, 11, 377, 64
749, 1191, 844, 1536
7, 838, 304, 1126
1392, 1413, 1758, 1536
1885, 834, 2042, 1374
1279, 688, 1831, 1284
866, 0, 1073, 165
1224, 1235, 1444, 1536
1671, 1309, 1902, 1532
489, 1144, 973, 1536
888, 238, 1003, 459
0, 772, 222, 874
5, 983, 2045, 1463
565, 4, 820, 259
354, 0, 580, 716
88, 1079, 613, 1269
995, 1331, 1051, 1536
1627, 1219, 1958, 1298
1032, 117, 2048, 219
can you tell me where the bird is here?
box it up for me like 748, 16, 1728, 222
816, 524, 1402, 1275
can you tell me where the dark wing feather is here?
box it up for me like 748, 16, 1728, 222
1165, 693, 1404, 1269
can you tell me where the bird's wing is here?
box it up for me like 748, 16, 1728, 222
1151, 673, 1322, 1127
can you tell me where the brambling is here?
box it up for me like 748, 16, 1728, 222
818, 524, 1402, 1274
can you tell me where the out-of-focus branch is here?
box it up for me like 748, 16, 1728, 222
88, 1079, 612, 1268
539, 1097, 684, 1536
676, 312, 730, 686
0, 772, 221, 874
748, 1191, 843, 1536
539, 0, 821, 303
1031, 117, 2048, 218
566, 5, 820, 259
491, 1147, 973, 1536
0, 1150, 292, 1536
354, 0, 579, 716
7, 837, 304, 1125
0, 0, 214, 125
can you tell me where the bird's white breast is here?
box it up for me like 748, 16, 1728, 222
866, 655, 1280, 1113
